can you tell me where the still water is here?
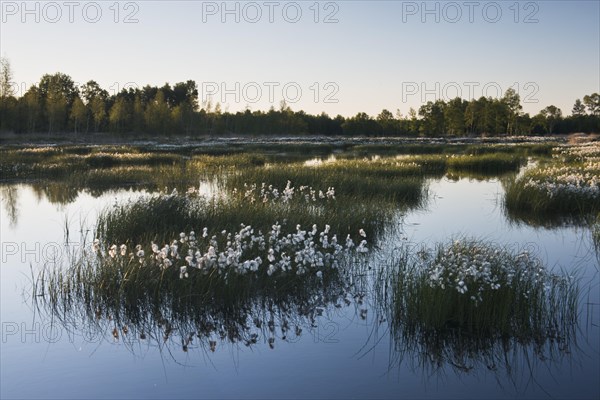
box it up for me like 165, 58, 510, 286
1, 176, 598, 399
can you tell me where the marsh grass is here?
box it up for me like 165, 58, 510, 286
35, 262, 362, 353
33, 225, 370, 353
2, 143, 536, 184
446, 153, 525, 174
0, 146, 183, 181
350, 143, 453, 156
226, 163, 429, 205
505, 169, 600, 215
96, 186, 393, 244
350, 143, 553, 158
224, 153, 523, 212
464, 143, 554, 157
381, 239, 578, 372
504, 146, 600, 220
445, 170, 517, 182
78, 166, 160, 187
96, 193, 202, 243
189, 142, 344, 157
1, 143, 559, 237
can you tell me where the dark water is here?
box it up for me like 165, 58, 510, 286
1, 176, 598, 399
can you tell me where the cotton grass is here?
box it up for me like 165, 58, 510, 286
381, 239, 578, 372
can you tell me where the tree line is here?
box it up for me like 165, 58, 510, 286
1, 59, 599, 137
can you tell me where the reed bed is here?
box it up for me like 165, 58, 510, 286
95, 181, 395, 245
34, 221, 371, 352
379, 238, 578, 372
446, 153, 525, 174
505, 143, 600, 219
2, 143, 533, 183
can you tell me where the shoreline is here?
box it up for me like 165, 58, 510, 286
0, 132, 586, 148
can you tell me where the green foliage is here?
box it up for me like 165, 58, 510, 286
1, 65, 599, 136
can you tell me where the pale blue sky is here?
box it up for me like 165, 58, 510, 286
1, 0, 599, 116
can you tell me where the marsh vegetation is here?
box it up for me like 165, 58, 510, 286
377, 239, 578, 374
4, 139, 596, 389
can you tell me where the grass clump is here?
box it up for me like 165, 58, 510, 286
96, 181, 392, 245
504, 143, 600, 221
34, 223, 370, 353
226, 160, 429, 206
505, 163, 600, 213
383, 239, 578, 371
464, 143, 554, 157
83, 152, 181, 168
446, 153, 524, 174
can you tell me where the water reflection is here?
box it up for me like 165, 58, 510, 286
2, 168, 598, 398
4, 175, 595, 235
503, 207, 597, 229
376, 245, 578, 377
0, 184, 19, 227
31, 182, 81, 205
33, 254, 371, 360
31, 235, 585, 394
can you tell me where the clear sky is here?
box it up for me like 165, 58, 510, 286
1, 0, 599, 117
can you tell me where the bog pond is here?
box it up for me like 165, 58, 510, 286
0, 140, 598, 399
